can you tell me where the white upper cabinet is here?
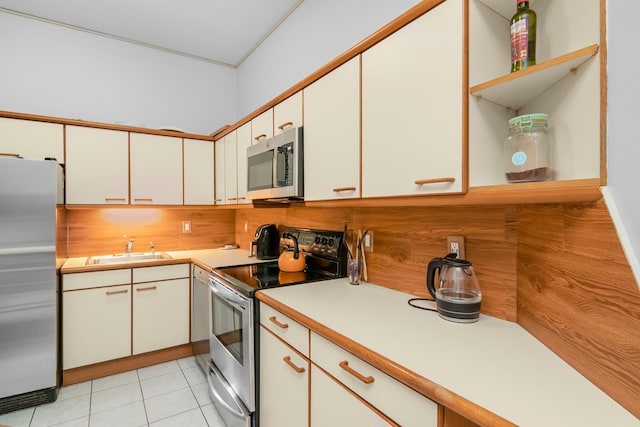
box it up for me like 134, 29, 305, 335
236, 122, 252, 204
0, 117, 64, 163
223, 130, 238, 204
361, 0, 465, 198
183, 138, 214, 205
251, 109, 274, 144
303, 57, 361, 201
468, 0, 602, 186
274, 91, 303, 134
65, 126, 129, 205
215, 134, 226, 205
130, 133, 183, 205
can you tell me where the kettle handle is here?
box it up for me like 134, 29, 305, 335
426, 258, 444, 298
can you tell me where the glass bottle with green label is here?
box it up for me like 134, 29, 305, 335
510, 0, 537, 72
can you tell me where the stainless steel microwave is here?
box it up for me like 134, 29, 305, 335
246, 126, 303, 201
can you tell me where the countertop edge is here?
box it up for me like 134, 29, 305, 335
255, 291, 516, 427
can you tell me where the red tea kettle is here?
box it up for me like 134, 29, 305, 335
427, 253, 482, 323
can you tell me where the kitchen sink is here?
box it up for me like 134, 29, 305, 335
86, 252, 172, 265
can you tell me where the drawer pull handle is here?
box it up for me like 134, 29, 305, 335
0, 153, 21, 158
227, 197, 238, 201
283, 356, 305, 373
339, 360, 374, 384
136, 285, 157, 292
133, 198, 153, 202
105, 197, 127, 202
333, 187, 356, 193
269, 316, 288, 329
106, 289, 128, 296
254, 134, 267, 141
277, 121, 293, 130
414, 177, 455, 185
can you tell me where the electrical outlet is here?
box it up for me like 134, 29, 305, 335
447, 235, 465, 259
364, 230, 374, 253
182, 220, 192, 234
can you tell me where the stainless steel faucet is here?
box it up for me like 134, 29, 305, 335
123, 236, 134, 255
149, 242, 155, 254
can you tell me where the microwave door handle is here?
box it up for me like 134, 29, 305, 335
207, 361, 251, 418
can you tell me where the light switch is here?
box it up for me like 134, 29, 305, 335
182, 220, 191, 233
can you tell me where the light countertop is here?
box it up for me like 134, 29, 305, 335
257, 279, 639, 427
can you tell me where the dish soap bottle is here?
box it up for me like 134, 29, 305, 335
510, 0, 537, 72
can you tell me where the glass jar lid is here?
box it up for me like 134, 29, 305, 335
509, 113, 548, 128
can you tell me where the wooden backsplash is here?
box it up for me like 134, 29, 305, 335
65, 200, 639, 416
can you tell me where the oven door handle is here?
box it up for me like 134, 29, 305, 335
207, 361, 251, 419
209, 279, 248, 311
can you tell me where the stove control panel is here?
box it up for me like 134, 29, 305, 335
280, 227, 344, 260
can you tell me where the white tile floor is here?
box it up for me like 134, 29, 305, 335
0, 357, 227, 427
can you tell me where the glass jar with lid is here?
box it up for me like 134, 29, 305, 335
504, 113, 553, 182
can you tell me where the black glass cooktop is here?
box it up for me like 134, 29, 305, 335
212, 261, 335, 296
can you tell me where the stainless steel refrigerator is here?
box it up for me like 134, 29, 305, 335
0, 157, 64, 414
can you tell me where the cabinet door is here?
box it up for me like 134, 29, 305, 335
259, 326, 309, 427
361, 0, 464, 197
304, 57, 360, 201
236, 122, 252, 205
65, 126, 129, 204
251, 109, 274, 143
223, 131, 238, 204
310, 365, 392, 427
63, 285, 131, 369
132, 278, 189, 355
215, 136, 226, 205
0, 117, 64, 163
130, 133, 183, 204
184, 138, 214, 205
274, 91, 303, 135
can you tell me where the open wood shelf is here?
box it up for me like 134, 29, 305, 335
470, 44, 599, 110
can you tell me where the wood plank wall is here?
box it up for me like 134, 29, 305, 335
66, 208, 235, 257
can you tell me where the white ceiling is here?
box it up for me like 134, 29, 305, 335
0, 0, 304, 67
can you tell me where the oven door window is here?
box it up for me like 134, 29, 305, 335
276, 142, 294, 187
248, 150, 274, 191
211, 292, 244, 365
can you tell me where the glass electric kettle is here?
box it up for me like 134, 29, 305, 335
426, 253, 482, 323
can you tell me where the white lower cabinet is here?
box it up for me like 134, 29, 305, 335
62, 270, 131, 370
259, 303, 438, 427
259, 326, 309, 427
62, 264, 190, 369
311, 364, 393, 426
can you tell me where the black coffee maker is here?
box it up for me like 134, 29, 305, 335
250, 224, 279, 259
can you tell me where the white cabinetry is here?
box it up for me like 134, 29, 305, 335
65, 126, 129, 204
251, 109, 274, 143
468, 0, 601, 186
259, 303, 437, 427
274, 92, 303, 135
62, 269, 131, 369
304, 57, 360, 201
132, 264, 190, 355
235, 122, 252, 204
221, 131, 238, 205
214, 133, 226, 204
130, 133, 183, 204
0, 117, 64, 163
183, 138, 214, 205
62, 264, 190, 369
361, 0, 464, 197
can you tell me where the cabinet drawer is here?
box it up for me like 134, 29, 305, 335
63, 269, 130, 291
132, 264, 189, 283
260, 303, 309, 357
311, 331, 437, 427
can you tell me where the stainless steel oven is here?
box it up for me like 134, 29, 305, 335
205, 226, 347, 427
208, 275, 254, 427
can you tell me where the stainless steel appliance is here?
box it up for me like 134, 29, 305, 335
246, 126, 303, 202
0, 157, 64, 414
249, 224, 279, 260
205, 227, 347, 427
